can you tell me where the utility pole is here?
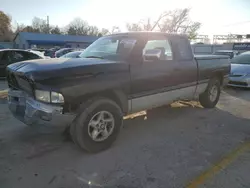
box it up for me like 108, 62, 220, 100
47, 16, 50, 33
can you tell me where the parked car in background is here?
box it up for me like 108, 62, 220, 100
27, 49, 50, 59
55, 48, 75, 58
6, 32, 230, 152
228, 51, 250, 87
213, 50, 239, 59
31, 48, 46, 52
0, 49, 43, 77
60, 51, 84, 58
44, 47, 60, 58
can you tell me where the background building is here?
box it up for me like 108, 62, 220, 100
192, 42, 250, 54
13, 32, 99, 49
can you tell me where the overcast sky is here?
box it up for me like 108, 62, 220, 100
1, 0, 250, 35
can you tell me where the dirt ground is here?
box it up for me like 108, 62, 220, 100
0, 87, 250, 188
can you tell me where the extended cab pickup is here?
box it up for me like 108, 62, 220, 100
6, 32, 230, 152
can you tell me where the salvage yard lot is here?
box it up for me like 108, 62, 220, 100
1, 87, 250, 188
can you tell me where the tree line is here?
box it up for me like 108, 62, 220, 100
0, 8, 201, 42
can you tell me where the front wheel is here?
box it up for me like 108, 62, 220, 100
199, 78, 221, 108
70, 98, 123, 153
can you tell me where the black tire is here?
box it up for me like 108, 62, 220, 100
199, 77, 221, 108
71, 98, 123, 153
69, 120, 79, 145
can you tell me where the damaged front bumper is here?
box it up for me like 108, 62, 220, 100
8, 89, 74, 126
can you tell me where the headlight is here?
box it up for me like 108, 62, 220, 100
35, 90, 64, 103
35, 90, 50, 103
51, 92, 64, 103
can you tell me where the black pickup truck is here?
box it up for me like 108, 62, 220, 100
6, 32, 230, 152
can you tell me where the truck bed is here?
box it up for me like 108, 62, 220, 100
194, 54, 230, 85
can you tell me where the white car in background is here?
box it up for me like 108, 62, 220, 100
27, 49, 51, 59
0, 49, 44, 77
228, 51, 250, 88
60, 51, 84, 58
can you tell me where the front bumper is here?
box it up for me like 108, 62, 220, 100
8, 89, 75, 126
228, 75, 250, 88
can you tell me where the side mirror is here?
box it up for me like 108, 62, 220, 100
143, 49, 162, 61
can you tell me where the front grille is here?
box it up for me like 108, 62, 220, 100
6, 70, 33, 95
6, 71, 19, 89
228, 81, 248, 86
16, 77, 32, 94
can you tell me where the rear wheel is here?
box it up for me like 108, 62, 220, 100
199, 77, 221, 108
70, 98, 123, 153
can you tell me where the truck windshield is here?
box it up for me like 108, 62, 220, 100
79, 36, 136, 61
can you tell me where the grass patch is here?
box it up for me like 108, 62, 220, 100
0, 90, 8, 99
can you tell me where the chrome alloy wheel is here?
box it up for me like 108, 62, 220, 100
209, 85, 218, 102
87, 111, 115, 142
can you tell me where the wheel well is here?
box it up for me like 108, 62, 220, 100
214, 72, 223, 85
64, 90, 127, 114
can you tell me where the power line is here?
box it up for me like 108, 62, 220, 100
223, 20, 250, 27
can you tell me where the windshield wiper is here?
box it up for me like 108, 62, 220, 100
84, 56, 104, 59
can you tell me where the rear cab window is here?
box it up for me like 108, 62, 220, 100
173, 36, 193, 61
143, 36, 173, 61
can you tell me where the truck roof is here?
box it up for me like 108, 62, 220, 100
107, 32, 187, 38
215, 50, 236, 53
195, 54, 230, 60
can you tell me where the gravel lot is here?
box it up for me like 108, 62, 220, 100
0, 87, 250, 188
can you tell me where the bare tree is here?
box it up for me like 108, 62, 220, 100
126, 23, 143, 31
111, 26, 121, 34
32, 17, 50, 33
66, 18, 89, 35
23, 26, 37, 33
0, 11, 13, 41
100, 28, 110, 36
14, 23, 26, 33
126, 8, 201, 39
50, 26, 61, 34
182, 22, 201, 40
87, 26, 99, 36
14, 23, 42, 34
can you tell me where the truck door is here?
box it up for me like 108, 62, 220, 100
129, 35, 197, 113
170, 36, 198, 93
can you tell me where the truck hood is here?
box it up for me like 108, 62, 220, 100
7, 58, 124, 81
231, 63, 250, 74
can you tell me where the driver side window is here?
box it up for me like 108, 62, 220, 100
143, 39, 173, 61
